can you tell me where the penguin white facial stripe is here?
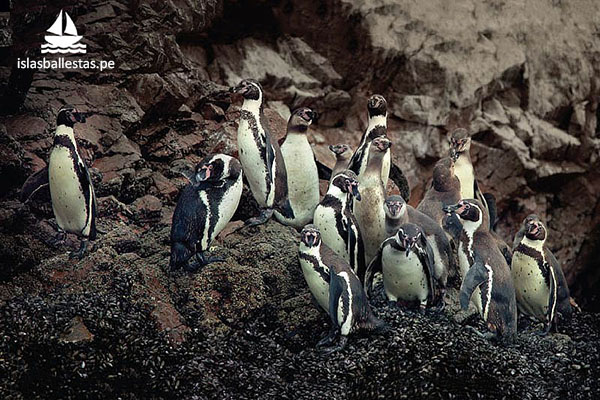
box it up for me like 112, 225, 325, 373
483, 264, 493, 321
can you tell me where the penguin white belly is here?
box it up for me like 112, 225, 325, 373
336, 271, 354, 335
278, 137, 320, 227
382, 247, 429, 302
299, 259, 330, 313
454, 156, 474, 199
512, 252, 549, 320
49, 147, 88, 234
313, 206, 348, 262
353, 183, 386, 265
203, 175, 244, 250
237, 119, 269, 207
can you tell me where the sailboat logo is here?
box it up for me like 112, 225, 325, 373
41, 10, 86, 54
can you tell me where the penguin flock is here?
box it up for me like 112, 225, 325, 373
28, 80, 576, 352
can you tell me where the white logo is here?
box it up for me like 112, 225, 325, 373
41, 9, 86, 54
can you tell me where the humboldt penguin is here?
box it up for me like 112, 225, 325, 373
170, 154, 243, 272
231, 79, 294, 225
369, 223, 437, 312
347, 95, 410, 201
48, 105, 96, 259
329, 144, 352, 182
448, 128, 490, 224
416, 157, 461, 229
511, 215, 572, 334
353, 137, 390, 267
443, 199, 517, 344
383, 195, 451, 290
298, 225, 386, 352
276, 107, 320, 228
313, 170, 366, 283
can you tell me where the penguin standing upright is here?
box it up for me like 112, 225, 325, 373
448, 128, 489, 219
313, 170, 366, 283
443, 199, 517, 344
170, 155, 243, 272
348, 95, 410, 201
48, 105, 96, 259
417, 157, 461, 228
329, 144, 352, 182
368, 223, 437, 311
353, 137, 391, 266
275, 107, 320, 228
382, 195, 451, 290
511, 215, 572, 334
231, 79, 293, 225
298, 225, 385, 352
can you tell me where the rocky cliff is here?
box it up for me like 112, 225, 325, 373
0, 1, 599, 398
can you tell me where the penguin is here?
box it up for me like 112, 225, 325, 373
313, 170, 366, 283
511, 215, 572, 334
347, 95, 410, 201
275, 107, 320, 228
383, 195, 451, 290
298, 225, 385, 352
231, 79, 294, 225
329, 144, 352, 182
48, 105, 96, 259
443, 199, 517, 344
368, 223, 437, 312
416, 157, 461, 229
169, 154, 243, 272
353, 137, 390, 267
448, 128, 490, 224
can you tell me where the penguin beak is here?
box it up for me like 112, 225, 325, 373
403, 237, 414, 256
450, 147, 459, 162
527, 222, 540, 236
303, 232, 318, 247
443, 203, 460, 215
230, 83, 247, 95
196, 165, 211, 181
349, 182, 361, 201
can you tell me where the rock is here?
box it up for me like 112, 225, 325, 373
200, 103, 225, 122
132, 194, 163, 224
59, 316, 94, 343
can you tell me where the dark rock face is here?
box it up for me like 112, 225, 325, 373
0, 0, 599, 398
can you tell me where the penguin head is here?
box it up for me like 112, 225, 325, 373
372, 137, 391, 153
523, 214, 547, 242
331, 170, 360, 200
231, 79, 262, 101
443, 199, 489, 232
300, 224, 322, 248
56, 105, 87, 128
395, 223, 423, 256
328, 144, 351, 158
432, 157, 459, 192
195, 154, 241, 183
288, 107, 315, 132
449, 128, 471, 159
384, 195, 406, 220
367, 94, 387, 118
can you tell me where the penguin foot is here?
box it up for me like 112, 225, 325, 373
69, 240, 89, 260
184, 252, 224, 273
316, 328, 338, 348
48, 231, 67, 248
534, 323, 552, 337
466, 326, 496, 340
320, 336, 347, 354
244, 209, 274, 227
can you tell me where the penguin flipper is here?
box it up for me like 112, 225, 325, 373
545, 249, 573, 321
389, 162, 411, 202
443, 213, 463, 241
417, 235, 437, 305
459, 258, 489, 311
483, 192, 498, 231
364, 239, 392, 295
315, 157, 332, 181
77, 159, 97, 240
347, 145, 364, 175
328, 272, 345, 330
20, 166, 50, 203
545, 260, 558, 332
347, 217, 366, 283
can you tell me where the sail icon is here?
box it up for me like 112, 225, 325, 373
41, 10, 86, 54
